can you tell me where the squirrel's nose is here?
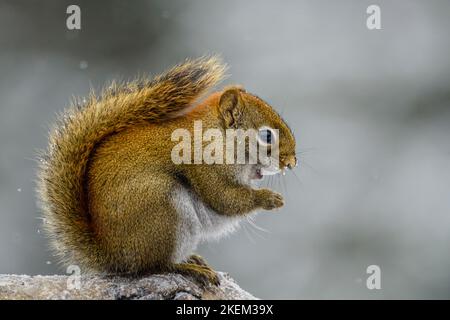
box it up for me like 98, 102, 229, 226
283, 155, 297, 170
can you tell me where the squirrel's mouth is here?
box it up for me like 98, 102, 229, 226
252, 166, 281, 180
254, 168, 263, 180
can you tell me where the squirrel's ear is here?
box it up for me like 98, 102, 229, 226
219, 88, 245, 128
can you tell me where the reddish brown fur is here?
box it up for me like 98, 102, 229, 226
37, 57, 296, 283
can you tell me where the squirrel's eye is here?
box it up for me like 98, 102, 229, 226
258, 127, 275, 146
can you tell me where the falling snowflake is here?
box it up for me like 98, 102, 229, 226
79, 60, 88, 70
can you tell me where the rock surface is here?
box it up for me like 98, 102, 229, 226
0, 272, 257, 300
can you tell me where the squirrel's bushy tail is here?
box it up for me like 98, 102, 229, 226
36, 56, 226, 270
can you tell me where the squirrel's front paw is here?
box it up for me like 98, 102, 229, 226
256, 189, 284, 210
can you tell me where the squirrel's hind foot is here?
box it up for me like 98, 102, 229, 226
171, 262, 220, 287
186, 254, 210, 267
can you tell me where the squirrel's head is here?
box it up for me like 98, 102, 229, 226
217, 86, 297, 178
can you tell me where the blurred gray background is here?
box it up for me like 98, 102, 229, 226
1, 0, 450, 299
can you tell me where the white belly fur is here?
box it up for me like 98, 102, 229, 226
170, 185, 245, 263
